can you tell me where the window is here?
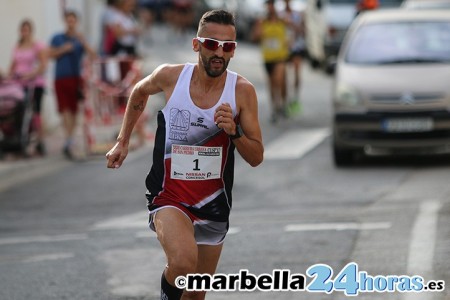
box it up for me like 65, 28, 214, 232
345, 21, 450, 64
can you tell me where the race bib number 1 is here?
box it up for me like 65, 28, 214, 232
171, 145, 223, 180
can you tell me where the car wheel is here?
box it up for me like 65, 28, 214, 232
333, 144, 355, 167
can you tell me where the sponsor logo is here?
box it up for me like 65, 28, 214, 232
399, 92, 415, 105
191, 117, 209, 129
173, 171, 184, 177
169, 108, 190, 141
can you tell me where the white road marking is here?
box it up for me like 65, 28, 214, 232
91, 211, 148, 230
407, 201, 440, 275
22, 253, 75, 263
93, 212, 243, 237
0, 233, 88, 246
0, 159, 71, 192
135, 227, 241, 239
101, 248, 165, 298
264, 128, 330, 160
227, 227, 241, 235
135, 231, 157, 239
402, 201, 441, 300
284, 222, 392, 232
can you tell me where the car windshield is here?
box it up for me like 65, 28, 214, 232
404, 1, 450, 9
381, 0, 404, 7
345, 21, 450, 64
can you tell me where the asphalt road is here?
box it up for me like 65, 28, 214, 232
0, 25, 449, 300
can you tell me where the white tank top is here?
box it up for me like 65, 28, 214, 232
162, 63, 238, 152
146, 63, 239, 219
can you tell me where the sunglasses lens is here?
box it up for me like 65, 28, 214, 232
223, 42, 236, 52
199, 38, 236, 52
203, 39, 219, 51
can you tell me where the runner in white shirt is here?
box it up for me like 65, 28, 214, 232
106, 9, 263, 300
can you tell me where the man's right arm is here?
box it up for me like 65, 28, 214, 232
48, 36, 73, 59
114, 67, 164, 148
106, 64, 175, 169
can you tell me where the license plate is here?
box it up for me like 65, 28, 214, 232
383, 118, 434, 133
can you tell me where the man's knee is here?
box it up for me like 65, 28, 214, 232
167, 249, 197, 278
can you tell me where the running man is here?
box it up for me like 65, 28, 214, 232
106, 9, 263, 300
281, 0, 306, 116
252, 0, 290, 123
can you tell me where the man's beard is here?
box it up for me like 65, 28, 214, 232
200, 54, 230, 78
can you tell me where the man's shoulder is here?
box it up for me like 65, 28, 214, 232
151, 63, 187, 89
235, 73, 256, 100
50, 33, 65, 45
158, 63, 186, 72
235, 73, 254, 90
154, 63, 186, 79
53, 32, 66, 39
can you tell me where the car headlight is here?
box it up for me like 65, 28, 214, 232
335, 83, 362, 108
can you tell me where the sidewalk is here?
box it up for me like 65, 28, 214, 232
0, 124, 85, 191
0, 121, 156, 192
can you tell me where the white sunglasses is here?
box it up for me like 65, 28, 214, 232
196, 37, 237, 52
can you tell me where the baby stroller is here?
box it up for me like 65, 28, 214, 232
0, 79, 34, 157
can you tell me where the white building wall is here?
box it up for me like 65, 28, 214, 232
0, 0, 105, 129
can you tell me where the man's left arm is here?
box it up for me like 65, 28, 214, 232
215, 77, 263, 167
76, 33, 97, 59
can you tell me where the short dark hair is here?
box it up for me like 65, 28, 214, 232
197, 10, 235, 34
64, 9, 78, 19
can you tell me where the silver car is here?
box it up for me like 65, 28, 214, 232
402, 0, 450, 9
332, 9, 450, 166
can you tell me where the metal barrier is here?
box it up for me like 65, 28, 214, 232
82, 57, 144, 155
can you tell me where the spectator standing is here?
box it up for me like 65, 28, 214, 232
252, 0, 290, 123
107, 0, 149, 147
109, 0, 141, 57
166, 0, 195, 38
281, 0, 306, 115
100, 0, 120, 56
8, 19, 48, 155
49, 10, 96, 159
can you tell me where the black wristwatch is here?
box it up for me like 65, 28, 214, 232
229, 124, 243, 140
